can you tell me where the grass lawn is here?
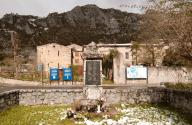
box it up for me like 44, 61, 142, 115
0, 105, 69, 125
102, 79, 114, 85
0, 104, 191, 125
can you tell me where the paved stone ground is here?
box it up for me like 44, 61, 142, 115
0, 76, 85, 92
0, 77, 41, 86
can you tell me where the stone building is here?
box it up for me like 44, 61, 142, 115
85, 42, 168, 84
37, 42, 168, 84
67, 44, 83, 66
97, 43, 133, 84
37, 43, 71, 73
83, 42, 133, 84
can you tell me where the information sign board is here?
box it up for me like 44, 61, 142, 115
50, 68, 59, 80
37, 64, 43, 71
127, 66, 147, 79
63, 68, 72, 81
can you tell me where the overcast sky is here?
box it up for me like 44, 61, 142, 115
0, 0, 152, 18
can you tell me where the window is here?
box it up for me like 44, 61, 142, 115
125, 52, 129, 59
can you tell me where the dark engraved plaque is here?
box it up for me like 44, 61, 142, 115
85, 60, 101, 85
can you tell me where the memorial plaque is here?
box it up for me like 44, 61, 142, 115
85, 60, 101, 85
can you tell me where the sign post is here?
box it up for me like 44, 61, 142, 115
37, 64, 44, 85
50, 68, 59, 85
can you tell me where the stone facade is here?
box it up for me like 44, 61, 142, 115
97, 43, 133, 84
67, 44, 83, 66
37, 43, 71, 73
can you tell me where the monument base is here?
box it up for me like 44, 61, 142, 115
83, 86, 103, 100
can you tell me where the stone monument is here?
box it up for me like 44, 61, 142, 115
82, 42, 103, 100
82, 42, 103, 86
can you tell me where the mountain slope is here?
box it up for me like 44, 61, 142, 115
0, 4, 141, 61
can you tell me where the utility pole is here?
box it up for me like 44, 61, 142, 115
71, 48, 74, 85
10, 31, 19, 79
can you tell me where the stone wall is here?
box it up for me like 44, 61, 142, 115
103, 87, 192, 115
148, 67, 192, 84
0, 87, 192, 116
166, 89, 192, 116
102, 87, 166, 105
126, 67, 192, 85
19, 89, 84, 105
0, 90, 19, 111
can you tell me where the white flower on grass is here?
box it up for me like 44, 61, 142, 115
118, 116, 129, 124
60, 116, 67, 120
38, 121, 45, 125
103, 115, 109, 119
84, 120, 96, 125
75, 121, 84, 124
121, 104, 126, 108
104, 119, 117, 125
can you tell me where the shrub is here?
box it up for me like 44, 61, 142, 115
72, 99, 82, 112
164, 82, 192, 91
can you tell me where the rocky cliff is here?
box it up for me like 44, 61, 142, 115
0, 4, 141, 61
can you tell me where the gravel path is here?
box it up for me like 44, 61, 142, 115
0, 77, 41, 86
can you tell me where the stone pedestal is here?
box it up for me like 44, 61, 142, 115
84, 86, 103, 100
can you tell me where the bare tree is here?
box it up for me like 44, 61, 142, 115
138, 0, 192, 66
